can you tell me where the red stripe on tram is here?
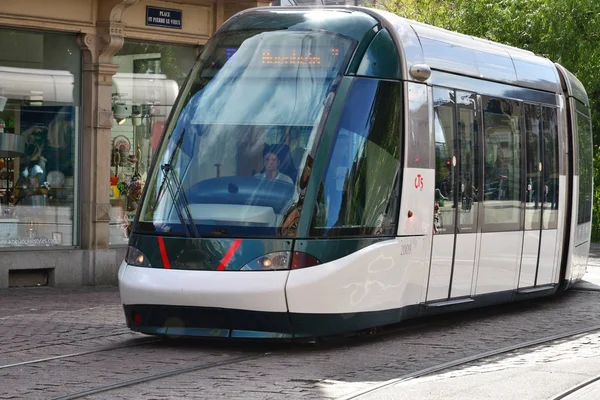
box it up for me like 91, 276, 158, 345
217, 239, 242, 271
157, 237, 171, 269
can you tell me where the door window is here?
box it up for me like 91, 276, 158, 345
457, 91, 479, 232
482, 97, 522, 231
433, 87, 456, 235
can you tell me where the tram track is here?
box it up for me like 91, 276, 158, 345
3, 293, 597, 400
37, 303, 590, 400
4, 334, 277, 400
0, 336, 162, 371
49, 352, 273, 400
24, 313, 461, 399
39, 322, 600, 400
337, 324, 600, 400
550, 373, 600, 400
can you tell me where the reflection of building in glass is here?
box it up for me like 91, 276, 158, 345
108, 48, 192, 245
0, 0, 261, 289
0, 67, 74, 104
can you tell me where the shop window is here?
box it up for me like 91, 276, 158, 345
109, 41, 198, 245
0, 29, 80, 248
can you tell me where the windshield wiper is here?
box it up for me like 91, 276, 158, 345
154, 129, 200, 238
160, 163, 200, 238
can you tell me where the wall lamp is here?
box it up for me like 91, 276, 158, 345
113, 102, 129, 125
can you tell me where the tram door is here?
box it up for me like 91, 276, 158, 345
427, 89, 479, 302
519, 105, 559, 288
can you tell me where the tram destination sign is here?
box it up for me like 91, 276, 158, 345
146, 6, 182, 29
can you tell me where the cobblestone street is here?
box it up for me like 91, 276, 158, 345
0, 2, 597, 399
1, 247, 600, 399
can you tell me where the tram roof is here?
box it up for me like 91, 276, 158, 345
369, 7, 588, 105
232, 6, 582, 97
225, 6, 590, 104
369, 8, 563, 94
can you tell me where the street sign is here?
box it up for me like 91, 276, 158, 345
146, 6, 182, 29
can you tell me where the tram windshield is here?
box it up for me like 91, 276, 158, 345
136, 27, 355, 237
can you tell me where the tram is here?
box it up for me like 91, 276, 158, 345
118, 6, 594, 339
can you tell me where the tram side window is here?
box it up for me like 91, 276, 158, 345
576, 108, 593, 224
310, 78, 402, 237
542, 107, 559, 229
482, 97, 522, 231
524, 103, 542, 231
457, 92, 479, 232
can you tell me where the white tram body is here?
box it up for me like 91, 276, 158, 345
119, 7, 593, 338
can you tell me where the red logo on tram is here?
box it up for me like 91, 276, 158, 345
414, 174, 424, 191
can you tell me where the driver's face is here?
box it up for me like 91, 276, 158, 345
264, 153, 279, 173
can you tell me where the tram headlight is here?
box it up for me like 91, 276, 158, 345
240, 251, 291, 271
126, 246, 152, 268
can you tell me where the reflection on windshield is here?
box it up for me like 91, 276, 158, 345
137, 29, 354, 237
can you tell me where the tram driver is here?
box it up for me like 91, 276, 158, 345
254, 147, 294, 184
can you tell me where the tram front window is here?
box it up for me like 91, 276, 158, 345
136, 28, 354, 237
310, 79, 402, 237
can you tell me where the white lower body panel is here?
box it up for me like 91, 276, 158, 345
476, 231, 522, 295
426, 235, 454, 301
571, 240, 591, 284
566, 176, 591, 285
118, 261, 289, 312
537, 229, 558, 285
286, 236, 430, 314
451, 233, 477, 298
519, 230, 540, 288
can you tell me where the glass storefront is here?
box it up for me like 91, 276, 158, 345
0, 29, 80, 247
109, 41, 197, 244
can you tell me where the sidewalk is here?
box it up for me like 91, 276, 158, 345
589, 242, 600, 258
574, 242, 600, 291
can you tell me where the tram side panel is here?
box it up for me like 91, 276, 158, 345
538, 174, 567, 285
562, 98, 593, 288
574, 99, 593, 281
398, 83, 435, 238
557, 88, 578, 288
540, 95, 569, 287
284, 237, 428, 334
285, 81, 434, 328
569, 176, 591, 283
399, 82, 435, 305
553, 65, 593, 289
566, 174, 591, 286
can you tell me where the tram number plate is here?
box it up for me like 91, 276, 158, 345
401, 243, 412, 255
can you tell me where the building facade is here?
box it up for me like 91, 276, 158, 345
0, 0, 268, 288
